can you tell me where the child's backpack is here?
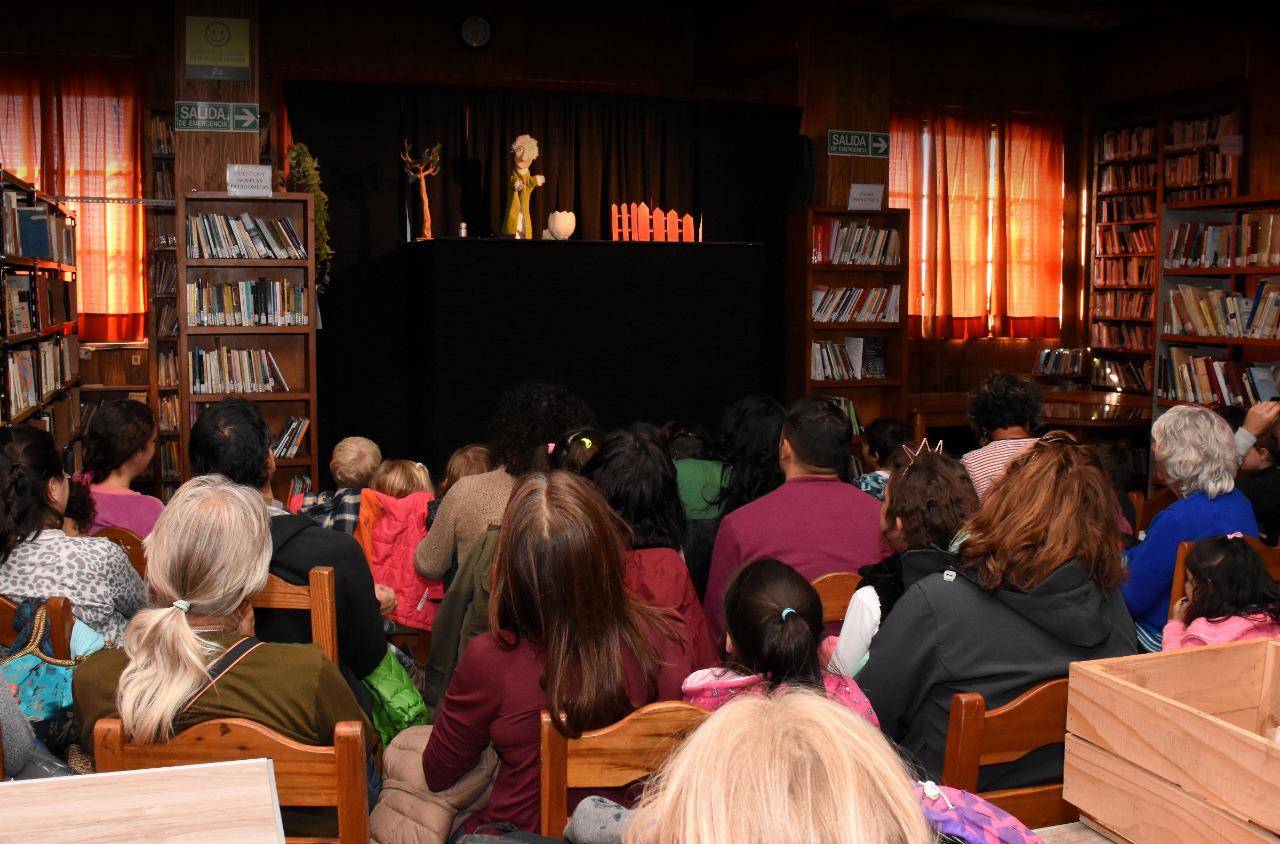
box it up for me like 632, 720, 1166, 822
916, 782, 1045, 844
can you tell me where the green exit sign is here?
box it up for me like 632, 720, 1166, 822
828, 130, 890, 159
176, 101, 259, 133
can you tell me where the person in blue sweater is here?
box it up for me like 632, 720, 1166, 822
1124, 405, 1258, 651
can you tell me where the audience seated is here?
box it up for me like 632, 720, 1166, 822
667, 422, 722, 520
859, 432, 1137, 789
855, 417, 911, 500
359, 460, 437, 631
1220, 405, 1280, 546
299, 435, 382, 532
82, 399, 165, 538
1164, 534, 1280, 650
422, 471, 698, 835
683, 558, 876, 723
188, 399, 386, 701
960, 373, 1042, 501
431, 444, 491, 531
832, 445, 978, 676
585, 423, 717, 666
703, 396, 889, 644
414, 382, 595, 582
1124, 405, 1258, 651
0, 426, 143, 642
72, 475, 373, 835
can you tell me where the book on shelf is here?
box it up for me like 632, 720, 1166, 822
1099, 162, 1156, 192
861, 337, 886, 379
158, 395, 180, 433
1164, 149, 1233, 188
159, 440, 181, 480
1099, 127, 1154, 161
1098, 195, 1155, 224
810, 337, 889, 382
1096, 225, 1155, 257
153, 164, 174, 201
1091, 357, 1152, 391
0, 194, 75, 263
1090, 323, 1152, 351
1093, 290, 1152, 319
150, 214, 176, 249
1163, 279, 1280, 339
5, 275, 35, 334
37, 338, 59, 397
1161, 219, 1276, 270
157, 304, 179, 338
1164, 114, 1238, 151
157, 350, 179, 387
185, 212, 308, 261
271, 416, 311, 459
810, 284, 901, 323
826, 396, 862, 435
185, 278, 310, 327
187, 346, 290, 395
1092, 256, 1152, 287
6, 349, 37, 415
60, 334, 75, 384
1159, 350, 1278, 406
1166, 184, 1235, 205
810, 219, 901, 266
1034, 348, 1085, 377
151, 257, 177, 295
150, 114, 175, 155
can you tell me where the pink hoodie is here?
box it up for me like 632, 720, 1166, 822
681, 667, 878, 726
1162, 613, 1280, 651
358, 489, 440, 631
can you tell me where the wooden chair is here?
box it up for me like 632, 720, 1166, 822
1126, 491, 1145, 532
93, 526, 147, 577
811, 571, 863, 624
1138, 485, 1177, 533
941, 678, 1075, 829
1170, 536, 1280, 616
250, 567, 339, 664
0, 594, 75, 660
539, 701, 710, 837
93, 717, 367, 844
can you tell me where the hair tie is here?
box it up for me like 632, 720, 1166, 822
580, 437, 592, 450
547, 443, 556, 455
780, 607, 796, 621
172, 599, 191, 613
1227, 532, 1244, 540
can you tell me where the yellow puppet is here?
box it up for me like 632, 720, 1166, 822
502, 134, 545, 238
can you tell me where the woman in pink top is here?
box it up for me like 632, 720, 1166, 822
1164, 534, 1280, 650
683, 558, 877, 726
83, 400, 164, 537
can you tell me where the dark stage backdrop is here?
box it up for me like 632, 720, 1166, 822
284, 81, 802, 479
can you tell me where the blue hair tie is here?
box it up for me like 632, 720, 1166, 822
780, 607, 796, 621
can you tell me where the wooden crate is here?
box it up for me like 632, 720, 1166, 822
1065, 639, 1280, 843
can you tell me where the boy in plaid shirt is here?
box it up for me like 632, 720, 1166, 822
300, 436, 381, 533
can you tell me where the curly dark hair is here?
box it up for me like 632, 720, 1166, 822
0, 426, 69, 561
488, 382, 596, 477
188, 398, 273, 489
586, 423, 687, 550
968, 372, 1043, 438
715, 395, 786, 515
83, 399, 156, 482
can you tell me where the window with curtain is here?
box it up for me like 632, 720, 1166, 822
0, 60, 145, 342
890, 108, 1064, 339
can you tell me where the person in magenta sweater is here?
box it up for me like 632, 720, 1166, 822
82, 399, 165, 537
703, 396, 891, 644
1164, 534, 1280, 650
422, 472, 696, 835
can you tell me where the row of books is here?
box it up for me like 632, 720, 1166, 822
150, 214, 177, 250
826, 397, 863, 435
5, 275, 35, 335
810, 220, 902, 266
157, 304, 179, 339
157, 351, 179, 388
1158, 351, 1278, 406
151, 258, 177, 296
186, 278, 310, 327
185, 212, 308, 261
1164, 149, 1233, 188
1, 192, 76, 263
159, 440, 180, 480
286, 475, 312, 503
1166, 184, 1233, 205
1096, 225, 1155, 257
1090, 323, 1152, 352
1098, 195, 1154, 224
6, 349, 37, 416
1093, 291, 1152, 319
1092, 256, 1153, 288
153, 164, 174, 202
150, 114, 175, 155
1033, 348, 1085, 377
1164, 115, 1237, 151
271, 416, 311, 459
1163, 215, 1280, 269
1099, 127, 1154, 161
1164, 280, 1280, 339
158, 395, 179, 433
1091, 358, 1152, 392
810, 285, 901, 324
810, 337, 886, 381
1099, 162, 1156, 192
37, 338, 62, 397
189, 347, 291, 395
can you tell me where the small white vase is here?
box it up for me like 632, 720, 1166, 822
547, 211, 576, 240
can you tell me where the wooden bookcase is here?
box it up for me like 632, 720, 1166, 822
174, 191, 318, 503
787, 206, 909, 430
0, 168, 81, 453
1154, 194, 1280, 417
1088, 106, 1243, 397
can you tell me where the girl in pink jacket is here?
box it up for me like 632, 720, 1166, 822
683, 557, 878, 726
356, 460, 439, 631
1164, 533, 1280, 650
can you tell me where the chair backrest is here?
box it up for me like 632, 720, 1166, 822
941, 678, 1074, 829
1126, 491, 1145, 532
811, 571, 863, 624
93, 717, 367, 843
249, 567, 339, 664
1170, 535, 1280, 616
539, 701, 710, 837
0, 594, 76, 660
93, 526, 147, 577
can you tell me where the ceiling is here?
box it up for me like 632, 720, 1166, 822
890, 0, 1163, 30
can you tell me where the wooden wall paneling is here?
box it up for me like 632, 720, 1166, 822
907, 338, 1057, 394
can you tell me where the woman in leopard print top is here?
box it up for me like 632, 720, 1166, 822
0, 427, 144, 642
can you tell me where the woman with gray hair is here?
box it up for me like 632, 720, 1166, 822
1123, 405, 1259, 651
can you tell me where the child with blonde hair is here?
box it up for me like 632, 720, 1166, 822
298, 436, 382, 533
356, 458, 438, 631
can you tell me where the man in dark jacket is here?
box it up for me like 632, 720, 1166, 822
189, 399, 386, 709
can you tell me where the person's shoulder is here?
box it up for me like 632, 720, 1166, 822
74, 645, 128, 687
73, 534, 132, 564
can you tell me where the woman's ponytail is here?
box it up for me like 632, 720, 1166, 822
116, 605, 217, 743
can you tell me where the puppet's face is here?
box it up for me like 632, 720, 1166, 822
513, 142, 536, 170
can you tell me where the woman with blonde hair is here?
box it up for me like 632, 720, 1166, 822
624, 690, 931, 844
1124, 405, 1258, 651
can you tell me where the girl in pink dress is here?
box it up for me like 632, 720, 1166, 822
83, 399, 164, 538
1164, 533, 1280, 650
683, 557, 878, 726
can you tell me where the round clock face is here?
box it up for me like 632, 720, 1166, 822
461, 15, 492, 49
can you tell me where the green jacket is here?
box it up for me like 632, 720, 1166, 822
362, 647, 428, 746
423, 524, 500, 716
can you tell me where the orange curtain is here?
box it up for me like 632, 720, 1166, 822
0, 60, 144, 342
999, 117, 1064, 338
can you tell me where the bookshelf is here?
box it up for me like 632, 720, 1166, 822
1154, 194, 1280, 416
175, 191, 318, 503
148, 110, 179, 500
0, 168, 81, 454
788, 206, 909, 432
1088, 107, 1244, 397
